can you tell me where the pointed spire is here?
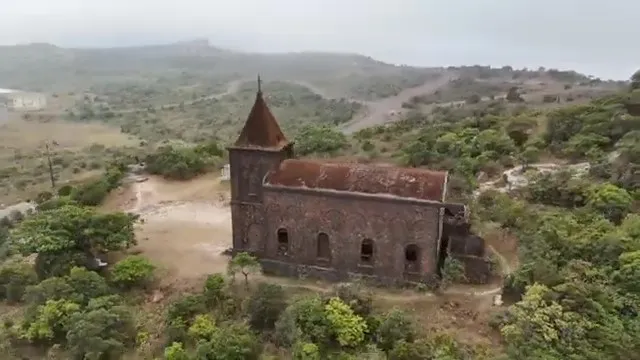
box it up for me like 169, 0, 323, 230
232, 75, 289, 149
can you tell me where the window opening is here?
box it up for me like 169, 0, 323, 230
360, 239, 374, 264
277, 228, 289, 256
317, 232, 331, 259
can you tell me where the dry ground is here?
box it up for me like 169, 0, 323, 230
0, 115, 139, 150
0, 116, 140, 204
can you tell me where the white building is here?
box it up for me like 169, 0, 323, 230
0, 88, 47, 111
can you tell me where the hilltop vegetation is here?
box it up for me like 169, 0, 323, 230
66, 81, 363, 143
0, 40, 442, 101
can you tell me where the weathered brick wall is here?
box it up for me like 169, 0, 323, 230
228, 146, 292, 253
452, 254, 492, 284
260, 188, 442, 282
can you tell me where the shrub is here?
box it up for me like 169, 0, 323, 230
66, 267, 111, 305
71, 179, 111, 206
165, 342, 190, 360
441, 257, 467, 288
110, 255, 155, 289
166, 294, 207, 324
295, 125, 348, 156
0, 262, 38, 303
188, 314, 217, 341
57, 185, 73, 196
247, 283, 287, 332
36, 196, 78, 211
203, 273, 226, 307
145, 145, 217, 180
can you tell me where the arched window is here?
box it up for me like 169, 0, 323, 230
404, 244, 421, 273
360, 239, 374, 264
277, 228, 289, 256
317, 232, 331, 260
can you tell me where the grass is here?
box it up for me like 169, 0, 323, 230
66, 81, 363, 144
0, 116, 142, 204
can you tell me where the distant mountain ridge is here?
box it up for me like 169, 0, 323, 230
0, 40, 428, 93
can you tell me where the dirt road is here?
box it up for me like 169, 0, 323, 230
340, 73, 458, 134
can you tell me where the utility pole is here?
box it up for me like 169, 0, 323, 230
44, 141, 56, 190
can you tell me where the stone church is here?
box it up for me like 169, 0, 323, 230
227, 84, 491, 286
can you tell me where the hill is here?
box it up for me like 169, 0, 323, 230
0, 40, 444, 101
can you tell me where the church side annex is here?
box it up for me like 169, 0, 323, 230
227, 80, 491, 286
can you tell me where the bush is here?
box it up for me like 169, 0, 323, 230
166, 294, 207, 324
441, 257, 467, 288
295, 125, 348, 156
203, 273, 226, 307
70, 179, 111, 206
36, 196, 78, 211
145, 144, 218, 180
110, 255, 155, 289
165, 342, 190, 360
66, 267, 111, 305
0, 262, 38, 303
247, 283, 287, 332
57, 185, 73, 196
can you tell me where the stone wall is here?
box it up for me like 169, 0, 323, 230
258, 187, 443, 283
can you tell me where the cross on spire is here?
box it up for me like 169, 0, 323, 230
257, 74, 262, 94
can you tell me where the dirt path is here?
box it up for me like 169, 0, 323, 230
340, 73, 459, 134
474, 161, 590, 196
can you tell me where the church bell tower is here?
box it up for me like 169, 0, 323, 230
226, 76, 294, 254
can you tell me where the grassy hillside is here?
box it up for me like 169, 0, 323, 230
66, 81, 363, 143
0, 41, 443, 101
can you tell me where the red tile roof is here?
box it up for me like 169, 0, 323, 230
233, 91, 289, 149
264, 159, 448, 202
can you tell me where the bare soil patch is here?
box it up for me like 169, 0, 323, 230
103, 174, 232, 289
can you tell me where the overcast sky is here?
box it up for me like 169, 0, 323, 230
1, 0, 637, 80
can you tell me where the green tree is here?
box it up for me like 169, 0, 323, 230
586, 183, 633, 224
295, 125, 348, 156
292, 341, 321, 360
66, 266, 111, 305
375, 309, 416, 353
110, 255, 155, 289
195, 322, 261, 360
164, 342, 190, 360
66, 304, 136, 359
23, 299, 82, 343
0, 261, 38, 303
505, 115, 537, 147
387, 339, 433, 360
631, 69, 640, 91
11, 205, 136, 279
187, 314, 217, 341
23, 276, 74, 305
274, 295, 330, 348
227, 252, 261, 287
247, 282, 287, 332
203, 273, 227, 307
324, 297, 368, 348
614, 251, 640, 293
519, 146, 540, 170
